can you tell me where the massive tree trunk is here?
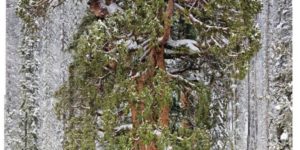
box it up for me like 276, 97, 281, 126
226, 0, 292, 149
5, 0, 88, 149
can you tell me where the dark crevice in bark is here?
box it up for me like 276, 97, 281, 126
265, 2, 271, 148
247, 62, 251, 150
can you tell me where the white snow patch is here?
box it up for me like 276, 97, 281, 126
153, 129, 162, 136
165, 145, 173, 150
275, 105, 281, 110
125, 39, 139, 50
107, 3, 123, 14
167, 39, 200, 54
114, 124, 133, 132
280, 132, 288, 141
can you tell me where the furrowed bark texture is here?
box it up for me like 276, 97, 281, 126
225, 0, 292, 150
5, 0, 88, 149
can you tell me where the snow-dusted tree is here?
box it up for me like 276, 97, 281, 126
55, 0, 261, 149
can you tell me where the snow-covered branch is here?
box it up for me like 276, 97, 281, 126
114, 124, 133, 133
167, 38, 201, 54
174, 3, 228, 31
167, 72, 197, 88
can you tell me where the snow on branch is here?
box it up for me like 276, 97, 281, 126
167, 38, 201, 54
167, 72, 197, 88
99, 0, 123, 14
114, 124, 133, 133
174, 3, 228, 31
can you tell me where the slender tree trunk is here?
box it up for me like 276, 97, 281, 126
157, 0, 174, 128
130, 0, 174, 149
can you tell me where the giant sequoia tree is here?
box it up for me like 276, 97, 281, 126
54, 0, 261, 149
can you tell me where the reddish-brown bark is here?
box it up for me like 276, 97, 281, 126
130, 0, 174, 149
157, 0, 174, 128
131, 69, 156, 150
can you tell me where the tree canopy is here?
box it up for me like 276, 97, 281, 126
54, 0, 261, 149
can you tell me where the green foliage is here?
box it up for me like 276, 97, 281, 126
67, 12, 98, 52
54, 0, 261, 149
64, 115, 97, 150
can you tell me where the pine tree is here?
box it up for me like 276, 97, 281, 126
55, 0, 261, 149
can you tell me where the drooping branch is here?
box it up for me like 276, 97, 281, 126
167, 72, 197, 88
114, 124, 133, 135
174, 3, 228, 31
